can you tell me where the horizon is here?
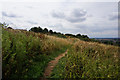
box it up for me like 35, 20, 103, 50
3, 23, 119, 39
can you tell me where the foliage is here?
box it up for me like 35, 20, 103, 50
51, 40, 119, 78
29, 26, 119, 46
29, 27, 89, 40
0, 22, 9, 28
2, 27, 70, 79
1, 22, 119, 79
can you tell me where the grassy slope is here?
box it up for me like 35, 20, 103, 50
2, 28, 119, 79
2, 28, 70, 79
51, 40, 119, 78
26, 46, 68, 79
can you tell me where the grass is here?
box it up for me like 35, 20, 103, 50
26, 46, 68, 79
50, 56, 67, 78
50, 40, 119, 78
2, 28, 119, 79
2, 28, 70, 79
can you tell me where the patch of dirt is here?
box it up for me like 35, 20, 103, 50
44, 50, 68, 77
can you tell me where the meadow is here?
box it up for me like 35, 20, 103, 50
2, 28, 70, 79
2, 27, 120, 79
51, 40, 119, 78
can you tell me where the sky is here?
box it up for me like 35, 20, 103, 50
0, 0, 119, 38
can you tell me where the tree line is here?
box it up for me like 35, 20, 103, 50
29, 26, 90, 41
1, 22, 119, 46
29, 26, 120, 46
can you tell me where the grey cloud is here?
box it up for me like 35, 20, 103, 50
49, 23, 63, 29
51, 9, 87, 23
51, 11, 65, 19
109, 15, 117, 20
90, 26, 118, 32
66, 9, 87, 23
2, 12, 21, 18
7, 21, 14, 25
87, 14, 93, 17
66, 17, 86, 23
72, 9, 87, 17
75, 24, 87, 29
109, 12, 118, 20
48, 23, 66, 32
27, 21, 38, 24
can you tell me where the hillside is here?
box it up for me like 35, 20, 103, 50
2, 26, 119, 79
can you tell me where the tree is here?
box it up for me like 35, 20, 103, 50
0, 22, 9, 28
76, 34, 81, 37
65, 34, 76, 38
53, 31, 57, 34
7, 27, 13, 29
38, 26, 43, 32
81, 35, 89, 38
49, 30, 53, 34
29, 27, 39, 32
43, 28, 48, 33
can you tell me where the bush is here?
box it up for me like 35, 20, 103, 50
2, 28, 70, 79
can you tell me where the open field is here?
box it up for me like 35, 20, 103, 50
2, 28, 120, 79
51, 40, 119, 78
2, 28, 70, 79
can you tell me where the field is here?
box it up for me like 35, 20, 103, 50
2, 28, 70, 79
2, 28, 120, 79
51, 41, 119, 78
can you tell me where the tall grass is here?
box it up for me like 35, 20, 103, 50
2, 28, 70, 79
2, 28, 119, 79
51, 40, 119, 78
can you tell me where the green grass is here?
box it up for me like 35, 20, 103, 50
50, 56, 67, 78
2, 28, 119, 79
50, 46, 71, 78
50, 41, 119, 78
2, 28, 70, 79
26, 46, 68, 79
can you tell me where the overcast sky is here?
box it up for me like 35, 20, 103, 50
0, 0, 119, 38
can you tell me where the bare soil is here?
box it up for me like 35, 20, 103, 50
44, 50, 68, 77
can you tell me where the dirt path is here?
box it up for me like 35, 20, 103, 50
44, 50, 68, 77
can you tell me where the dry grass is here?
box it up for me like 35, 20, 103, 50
51, 39, 119, 78
2, 28, 119, 78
